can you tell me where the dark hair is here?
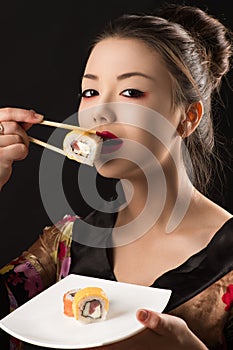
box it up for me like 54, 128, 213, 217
91, 4, 232, 193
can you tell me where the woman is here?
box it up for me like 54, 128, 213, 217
0, 4, 233, 349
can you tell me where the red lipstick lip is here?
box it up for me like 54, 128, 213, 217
96, 130, 118, 140
96, 130, 123, 154
100, 141, 123, 154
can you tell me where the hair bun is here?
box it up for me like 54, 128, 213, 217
156, 4, 232, 89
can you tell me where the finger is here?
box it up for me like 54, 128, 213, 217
1, 122, 31, 147
0, 107, 43, 124
0, 143, 29, 162
0, 134, 24, 147
136, 309, 183, 336
20, 122, 34, 131
136, 310, 161, 332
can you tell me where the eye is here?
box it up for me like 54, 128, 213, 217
81, 89, 99, 98
121, 89, 145, 98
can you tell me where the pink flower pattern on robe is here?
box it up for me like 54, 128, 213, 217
222, 284, 233, 311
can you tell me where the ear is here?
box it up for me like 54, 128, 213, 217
184, 101, 203, 137
177, 101, 203, 138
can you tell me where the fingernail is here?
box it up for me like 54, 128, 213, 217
33, 113, 44, 121
30, 109, 44, 120
137, 309, 149, 322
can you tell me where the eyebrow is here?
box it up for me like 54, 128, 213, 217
117, 72, 153, 81
82, 74, 98, 80
82, 72, 154, 81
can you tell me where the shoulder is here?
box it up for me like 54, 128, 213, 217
45, 215, 79, 280
189, 190, 233, 244
42, 215, 78, 240
39, 215, 78, 265
54, 215, 78, 237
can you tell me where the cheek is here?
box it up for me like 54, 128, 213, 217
122, 126, 175, 170
134, 132, 167, 160
143, 91, 175, 122
78, 104, 96, 129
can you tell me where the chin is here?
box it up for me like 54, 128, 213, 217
95, 158, 138, 179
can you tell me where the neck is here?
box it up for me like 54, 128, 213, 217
116, 150, 194, 234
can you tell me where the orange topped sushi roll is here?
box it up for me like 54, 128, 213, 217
72, 286, 109, 323
63, 288, 79, 317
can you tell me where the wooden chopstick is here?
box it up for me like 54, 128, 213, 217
29, 119, 97, 156
28, 136, 65, 156
40, 120, 96, 134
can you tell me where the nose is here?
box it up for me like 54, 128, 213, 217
92, 104, 116, 127
78, 103, 117, 130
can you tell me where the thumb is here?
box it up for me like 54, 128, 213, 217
21, 122, 34, 131
136, 309, 179, 336
136, 309, 208, 350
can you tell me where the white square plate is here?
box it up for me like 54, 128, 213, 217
0, 274, 171, 348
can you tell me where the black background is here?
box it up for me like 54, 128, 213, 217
0, 0, 232, 267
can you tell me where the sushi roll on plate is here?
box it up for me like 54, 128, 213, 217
63, 288, 80, 317
72, 287, 109, 323
63, 286, 109, 323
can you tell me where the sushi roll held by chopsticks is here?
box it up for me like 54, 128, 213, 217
28, 119, 103, 167
63, 130, 103, 166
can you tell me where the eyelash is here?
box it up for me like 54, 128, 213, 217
81, 89, 99, 98
81, 89, 145, 99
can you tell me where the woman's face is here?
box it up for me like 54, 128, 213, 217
78, 38, 182, 179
